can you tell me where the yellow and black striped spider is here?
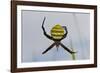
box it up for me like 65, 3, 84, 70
42, 17, 76, 54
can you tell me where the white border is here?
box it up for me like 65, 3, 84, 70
17, 5, 94, 68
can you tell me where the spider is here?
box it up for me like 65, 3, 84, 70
42, 17, 76, 54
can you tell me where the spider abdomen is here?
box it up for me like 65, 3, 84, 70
51, 24, 64, 40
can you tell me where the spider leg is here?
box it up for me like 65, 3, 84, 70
60, 43, 76, 54
41, 17, 53, 40
42, 42, 56, 54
